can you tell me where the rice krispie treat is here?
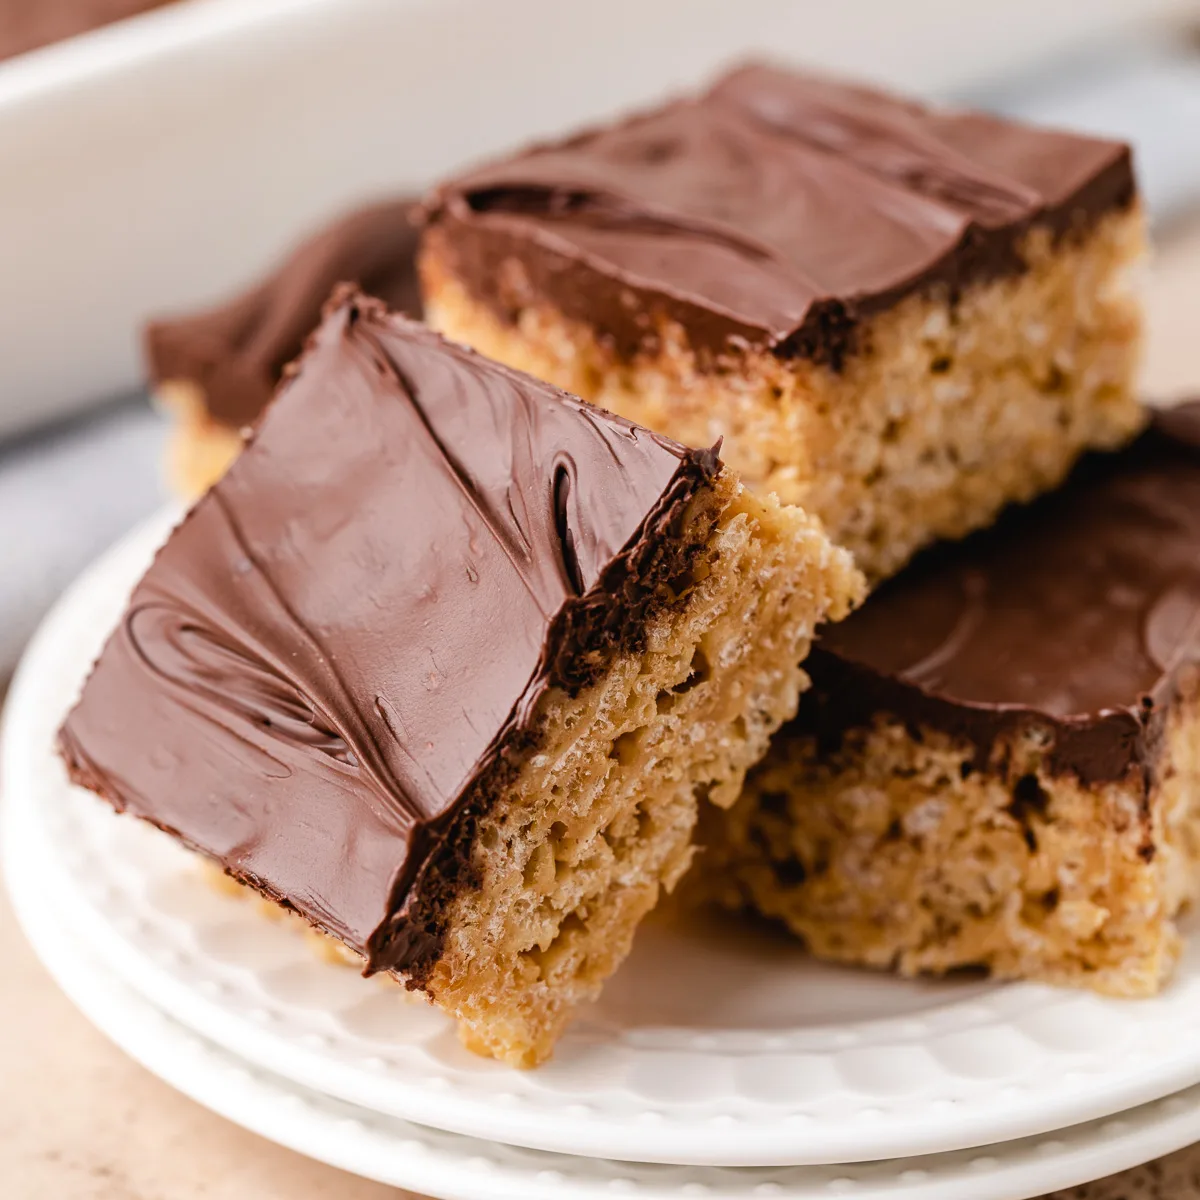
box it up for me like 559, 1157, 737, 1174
422, 62, 1146, 580
60, 289, 862, 1067
700, 402, 1200, 997
144, 198, 421, 496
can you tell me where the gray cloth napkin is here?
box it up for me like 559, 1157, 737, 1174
0, 398, 167, 676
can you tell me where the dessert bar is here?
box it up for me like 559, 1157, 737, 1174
422, 62, 1146, 579
62, 290, 862, 1065
701, 403, 1200, 997
145, 198, 421, 496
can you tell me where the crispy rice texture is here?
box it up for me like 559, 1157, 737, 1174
157, 380, 245, 498
421, 208, 1146, 581
695, 678, 1200, 998
202, 470, 862, 1066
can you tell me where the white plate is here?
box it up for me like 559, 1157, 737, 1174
8, 511, 1200, 1169
10, 792, 1200, 1200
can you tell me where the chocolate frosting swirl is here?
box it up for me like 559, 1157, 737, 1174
61, 291, 719, 971
145, 198, 421, 428
426, 63, 1134, 364
797, 403, 1200, 787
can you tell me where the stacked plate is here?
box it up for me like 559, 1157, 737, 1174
5, 512, 1200, 1200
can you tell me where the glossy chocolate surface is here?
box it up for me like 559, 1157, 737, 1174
798, 404, 1200, 786
0, 0, 170, 61
426, 63, 1134, 364
145, 199, 422, 427
61, 291, 719, 972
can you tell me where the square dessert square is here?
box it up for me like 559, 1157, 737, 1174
61, 289, 863, 1066
422, 62, 1146, 580
144, 198, 422, 497
698, 403, 1200, 997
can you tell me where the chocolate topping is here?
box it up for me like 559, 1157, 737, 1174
145, 199, 422, 428
426, 62, 1134, 364
0, 0, 171, 62
797, 404, 1200, 787
60, 290, 719, 972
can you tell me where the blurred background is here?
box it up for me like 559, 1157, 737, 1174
2, 0, 1200, 678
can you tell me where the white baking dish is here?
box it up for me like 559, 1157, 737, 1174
0, 0, 1189, 439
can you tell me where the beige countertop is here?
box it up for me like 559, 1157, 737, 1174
3, 219, 1200, 1200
